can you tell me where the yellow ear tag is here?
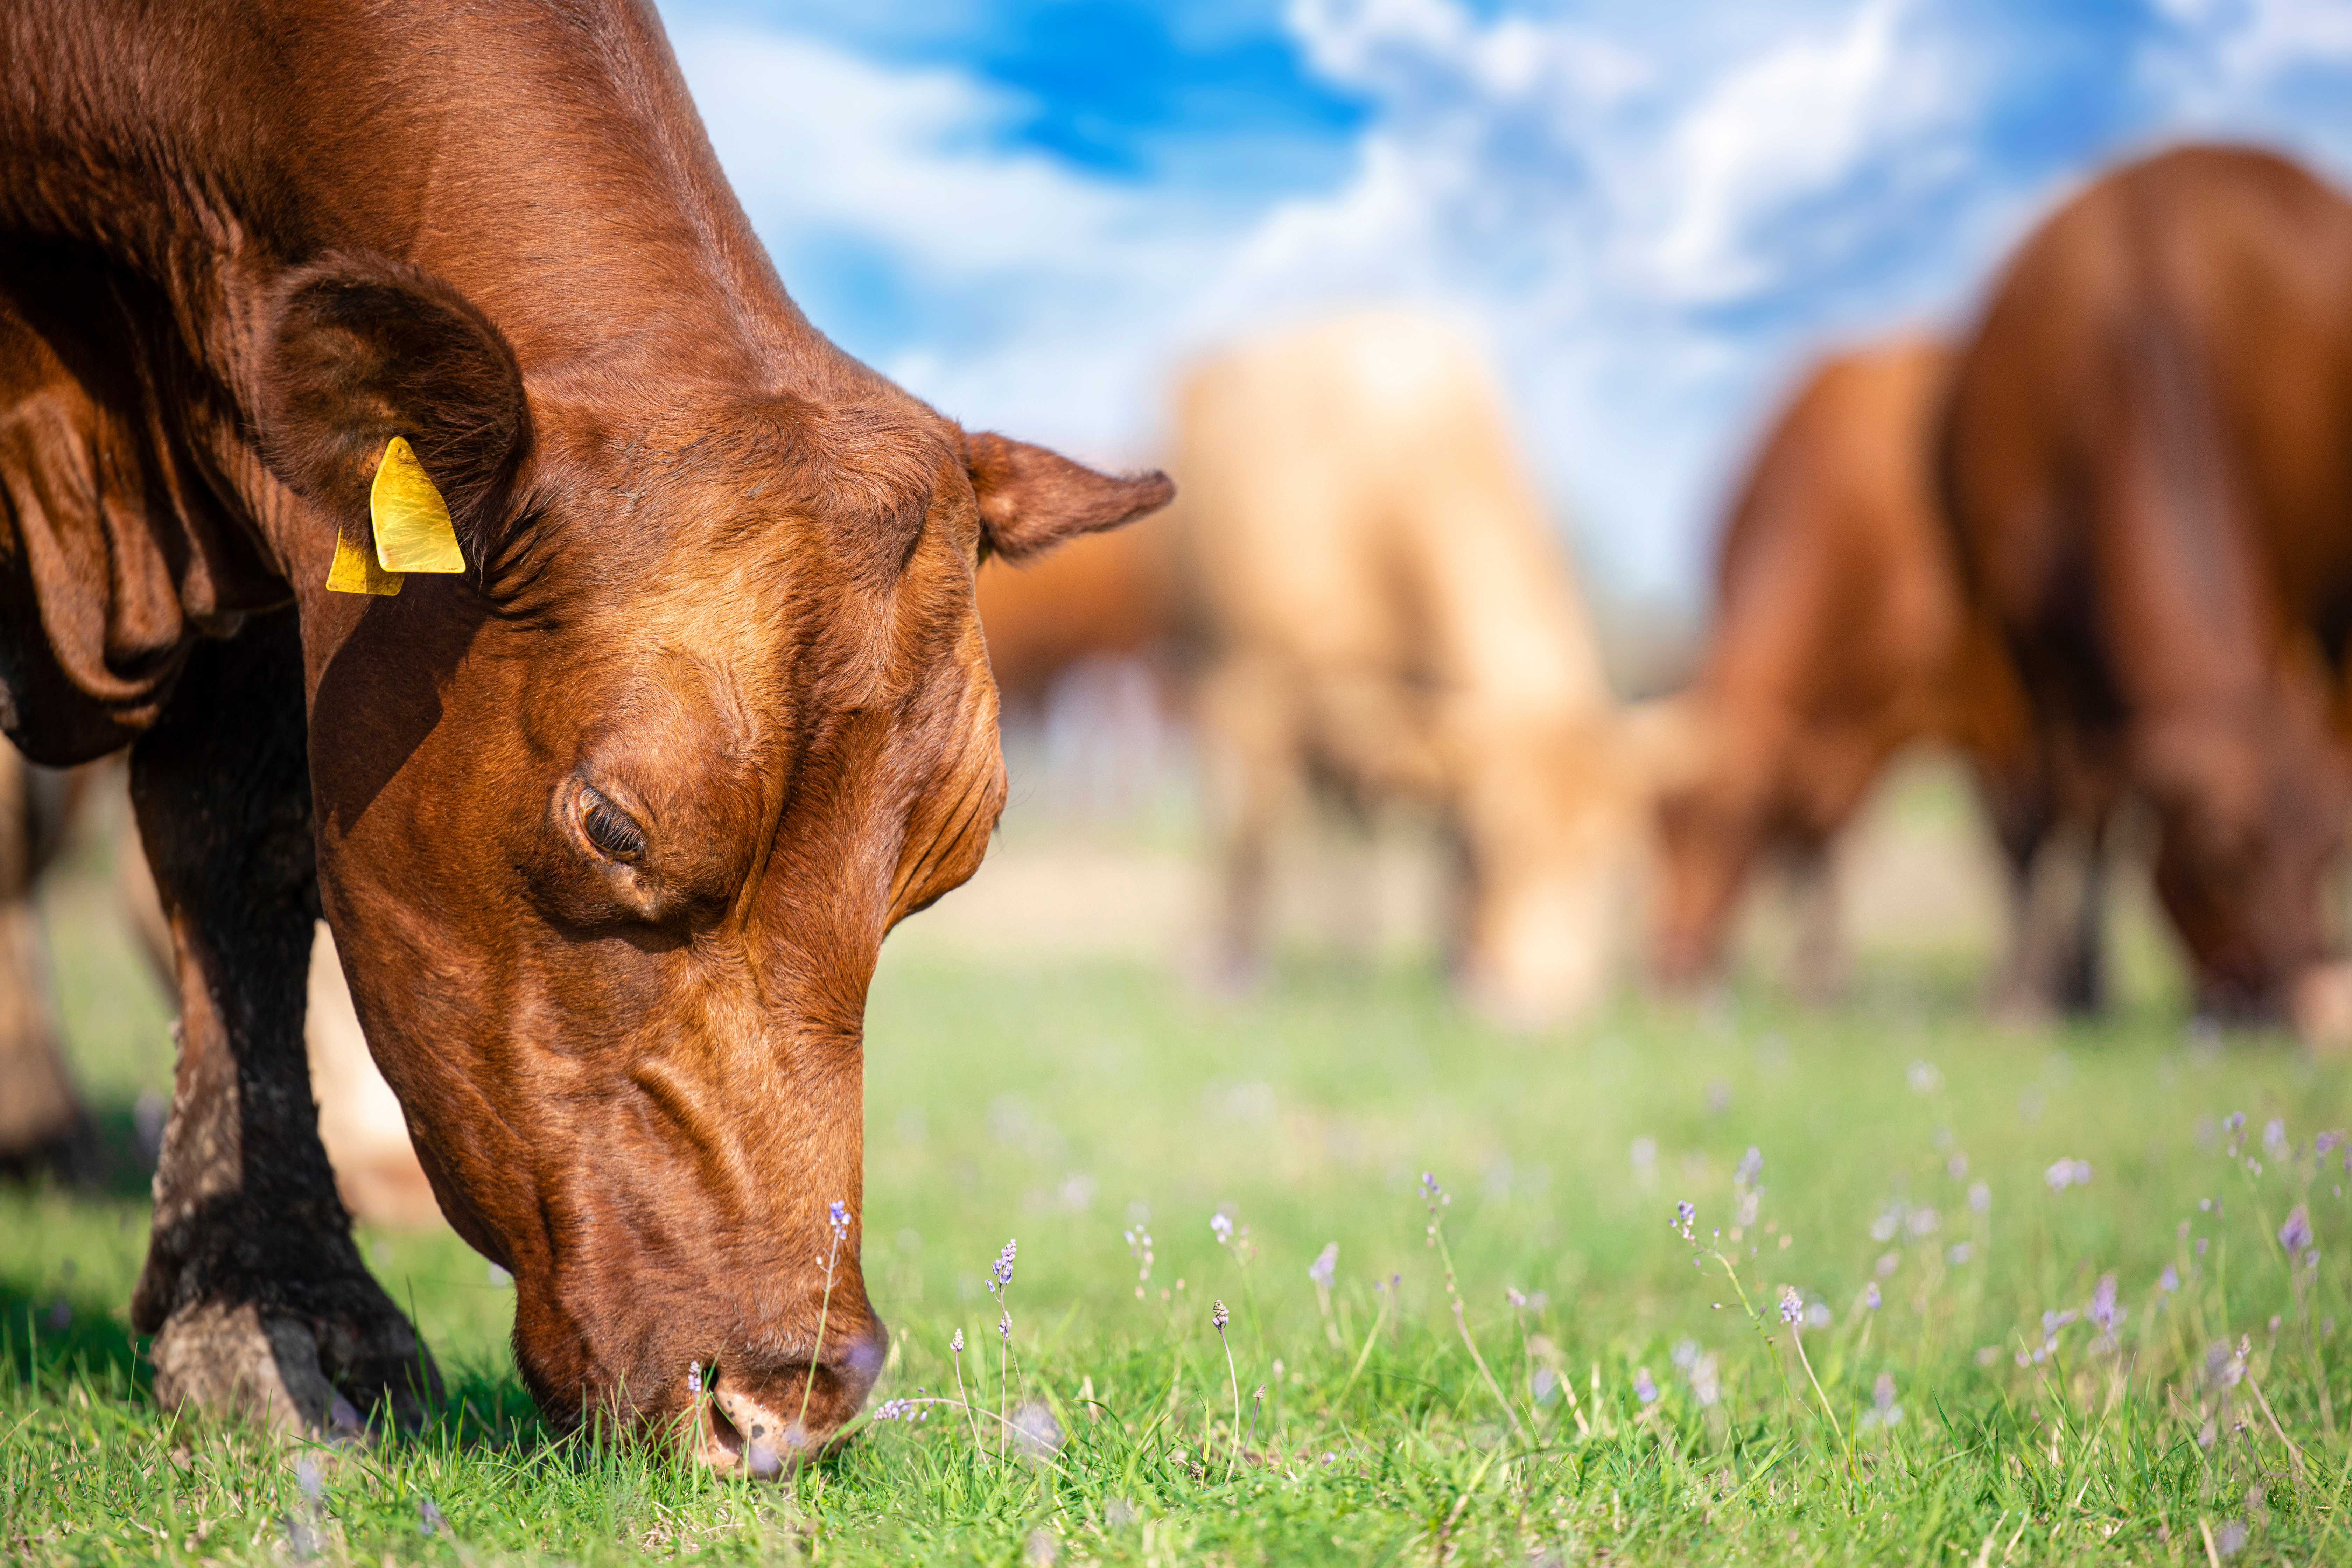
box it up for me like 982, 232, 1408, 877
369, 436, 467, 574
325, 520, 405, 595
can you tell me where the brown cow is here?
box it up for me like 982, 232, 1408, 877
1175, 312, 1626, 1023
2, 0, 1168, 1466
976, 521, 1173, 716
1942, 145, 2352, 1034
1652, 341, 2091, 1012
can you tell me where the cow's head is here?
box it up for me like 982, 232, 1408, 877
2137, 670, 2350, 1031
1443, 712, 1637, 1026
1648, 699, 1779, 989
257, 254, 1169, 1468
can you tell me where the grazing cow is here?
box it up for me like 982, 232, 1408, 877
1942, 145, 2352, 1033
1652, 342, 2085, 1011
1176, 312, 1623, 1023
1, 0, 1168, 1466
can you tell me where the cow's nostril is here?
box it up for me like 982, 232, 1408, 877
707, 1379, 808, 1480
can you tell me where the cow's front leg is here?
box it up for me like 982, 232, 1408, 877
127, 610, 440, 1433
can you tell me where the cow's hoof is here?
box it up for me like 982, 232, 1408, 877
150, 1299, 440, 1435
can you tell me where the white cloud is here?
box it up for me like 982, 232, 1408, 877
676, 27, 1140, 274
1644, 0, 1967, 300
668, 0, 2352, 603
2155, 0, 2352, 88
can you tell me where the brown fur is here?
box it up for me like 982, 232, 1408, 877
0, 0, 1168, 1463
1941, 145, 2352, 1030
1653, 341, 2076, 1009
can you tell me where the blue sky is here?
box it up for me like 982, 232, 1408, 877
663, 0, 2352, 604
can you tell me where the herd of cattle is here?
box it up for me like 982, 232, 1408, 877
977, 144, 2352, 1047
2, 0, 2348, 1469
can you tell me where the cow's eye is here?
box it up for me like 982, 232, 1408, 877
578, 786, 647, 863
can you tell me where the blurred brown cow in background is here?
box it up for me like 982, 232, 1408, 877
1943, 145, 2352, 1039
976, 522, 1172, 717
1652, 341, 2091, 1014
1175, 311, 1627, 1024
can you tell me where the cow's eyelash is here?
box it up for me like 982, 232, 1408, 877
579, 788, 647, 862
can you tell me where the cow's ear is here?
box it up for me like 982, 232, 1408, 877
965, 432, 1174, 563
257, 253, 532, 545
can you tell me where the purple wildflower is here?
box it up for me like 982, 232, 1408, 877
1210, 1212, 1234, 1245
2087, 1273, 2124, 1337
2281, 1204, 2314, 1254
2161, 1265, 2180, 1293
687, 1360, 702, 1396
1309, 1242, 1338, 1289
1779, 1286, 1803, 1325
988, 1239, 1017, 1296
2044, 1158, 2092, 1191
1212, 1298, 1230, 1331
1736, 1147, 1763, 1186
1633, 1366, 1658, 1404
1864, 1282, 1882, 1310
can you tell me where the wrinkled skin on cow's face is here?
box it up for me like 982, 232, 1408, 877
0, 0, 1170, 1468
306, 412, 1024, 1465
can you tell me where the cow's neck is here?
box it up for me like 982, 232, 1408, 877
0, 0, 846, 425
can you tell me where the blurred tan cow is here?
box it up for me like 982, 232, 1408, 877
1174, 311, 1627, 1023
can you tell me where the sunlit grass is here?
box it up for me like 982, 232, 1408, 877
10, 764, 2352, 1562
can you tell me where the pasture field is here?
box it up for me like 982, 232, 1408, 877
10, 764, 2352, 1565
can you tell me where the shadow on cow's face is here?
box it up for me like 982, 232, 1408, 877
264, 253, 1170, 1466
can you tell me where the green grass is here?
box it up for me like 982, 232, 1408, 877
10, 788, 2352, 1563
